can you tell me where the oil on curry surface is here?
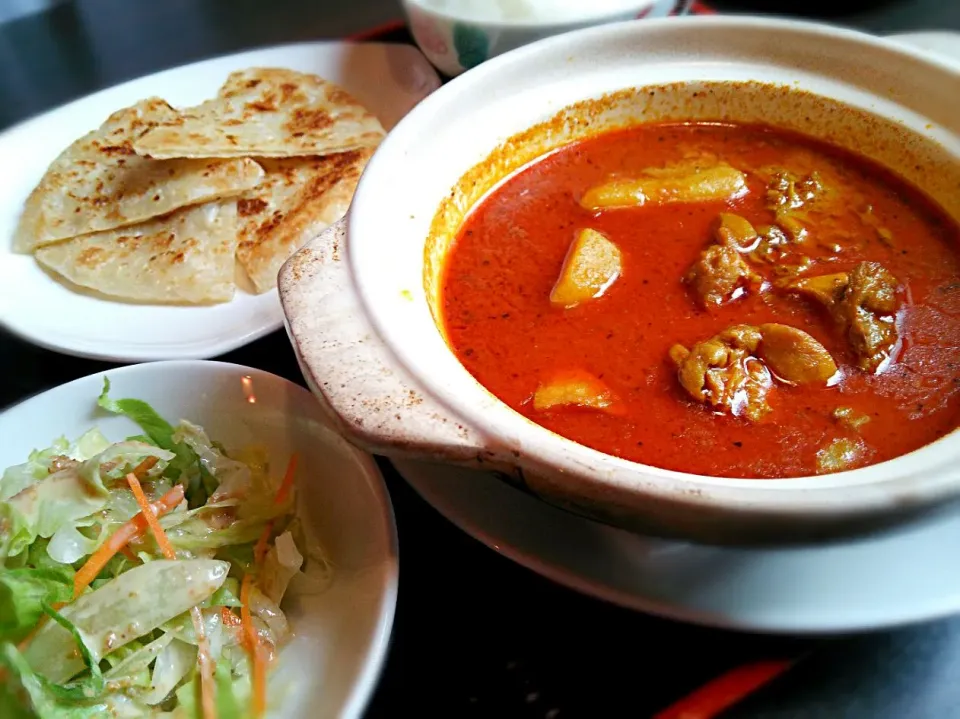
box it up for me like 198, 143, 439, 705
440, 123, 960, 478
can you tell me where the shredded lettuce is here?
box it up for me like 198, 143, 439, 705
103, 635, 172, 683
97, 379, 208, 506
24, 560, 228, 684
140, 638, 195, 705
1, 381, 316, 718
46, 526, 97, 566
0, 568, 73, 643
259, 531, 303, 605
0, 429, 111, 502
0, 643, 107, 719
1, 470, 106, 563
39, 602, 105, 701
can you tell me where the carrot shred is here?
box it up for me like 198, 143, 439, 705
241, 573, 267, 717
124, 474, 216, 718
131, 455, 159, 477
125, 472, 175, 560
72, 484, 184, 599
191, 605, 218, 719
254, 522, 273, 566
231, 453, 297, 716
249, 453, 298, 568
119, 545, 140, 563
273, 453, 299, 507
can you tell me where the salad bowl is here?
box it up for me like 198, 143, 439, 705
0, 361, 397, 718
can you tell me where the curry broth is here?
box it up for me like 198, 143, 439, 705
439, 123, 960, 478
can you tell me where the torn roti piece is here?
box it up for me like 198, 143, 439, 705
235, 148, 373, 293
34, 201, 239, 304
14, 98, 263, 252
133, 68, 385, 160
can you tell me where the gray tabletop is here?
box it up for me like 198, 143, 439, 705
1, 2, 960, 718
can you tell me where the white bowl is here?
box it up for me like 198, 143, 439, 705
280, 16, 960, 545
0, 361, 398, 719
401, 0, 690, 76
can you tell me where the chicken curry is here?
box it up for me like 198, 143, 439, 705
439, 123, 960, 478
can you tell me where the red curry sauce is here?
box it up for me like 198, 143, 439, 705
439, 123, 960, 478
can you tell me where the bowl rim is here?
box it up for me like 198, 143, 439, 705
0, 359, 399, 719
346, 14, 960, 521
399, 0, 666, 31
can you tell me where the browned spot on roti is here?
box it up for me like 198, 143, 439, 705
245, 96, 278, 113
76, 246, 105, 267
98, 143, 136, 156
284, 108, 333, 135
237, 197, 268, 216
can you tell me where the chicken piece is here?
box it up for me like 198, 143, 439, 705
749, 225, 792, 264
685, 244, 758, 308
549, 228, 622, 309
669, 325, 773, 421
685, 214, 762, 308
766, 170, 824, 212
840, 262, 900, 372
533, 370, 618, 412
786, 262, 900, 373
581, 163, 747, 210
757, 323, 838, 385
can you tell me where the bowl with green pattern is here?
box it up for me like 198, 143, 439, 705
401, 0, 691, 76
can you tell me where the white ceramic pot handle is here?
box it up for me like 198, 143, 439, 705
279, 218, 517, 472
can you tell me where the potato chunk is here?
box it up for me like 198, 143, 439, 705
533, 370, 617, 412
757, 323, 838, 385
549, 228, 622, 309
715, 213, 759, 248
581, 164, 747, 210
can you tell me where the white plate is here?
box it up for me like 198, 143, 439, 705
0, 361, 399, 718
887, 31, 960, 66
0, 42, 441, 362
396, 459, 960, 634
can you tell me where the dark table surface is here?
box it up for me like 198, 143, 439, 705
2, 1, 960, 717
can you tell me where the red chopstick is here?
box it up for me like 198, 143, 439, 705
653, 658, 799, 719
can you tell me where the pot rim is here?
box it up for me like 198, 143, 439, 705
346, 15, 960, 519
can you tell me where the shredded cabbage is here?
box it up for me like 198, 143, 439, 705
0, 380, 319, 717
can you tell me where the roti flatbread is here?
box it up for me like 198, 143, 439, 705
236, 148, 373, 293
132, 68, 385, 160
35, 201, 239, 304
14, 98, 263, 252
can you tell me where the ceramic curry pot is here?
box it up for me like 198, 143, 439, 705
279, 17, 960, 546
